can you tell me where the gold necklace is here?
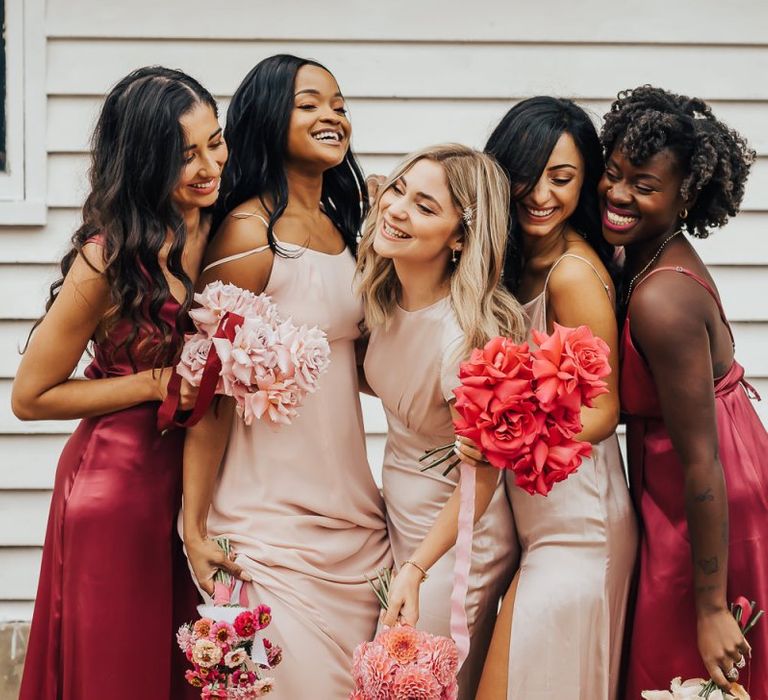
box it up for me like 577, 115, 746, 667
624, 229, 682, 303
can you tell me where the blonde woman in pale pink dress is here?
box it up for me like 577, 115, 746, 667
180, 56, 390, 699
357, 144, 527, 698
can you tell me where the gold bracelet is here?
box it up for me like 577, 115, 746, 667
401, 559, 429, 581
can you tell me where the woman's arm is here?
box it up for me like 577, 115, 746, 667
547, 258, 620, 444
631, 278, 749, 690
11, 245, 176, 421
381, 408, 499, 626
181, 215, 274, 592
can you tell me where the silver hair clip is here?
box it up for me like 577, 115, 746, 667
462, 206, 474, 227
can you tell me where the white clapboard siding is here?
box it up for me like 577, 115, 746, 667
47, 41, 768, 101
47, 96, 768, 156
45, 0, 768, 44
3, 0, 768, 614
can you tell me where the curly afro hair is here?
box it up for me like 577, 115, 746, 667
601, 85, 756, 238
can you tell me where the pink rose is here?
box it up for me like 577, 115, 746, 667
190, 281, 255, 336
177, 333, 212, 386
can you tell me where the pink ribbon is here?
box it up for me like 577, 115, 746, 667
449, 461, 476, 668
213, 577, 249, 607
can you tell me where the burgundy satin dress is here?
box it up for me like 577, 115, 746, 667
19, 255, 199, 700
621, 266, 768, 699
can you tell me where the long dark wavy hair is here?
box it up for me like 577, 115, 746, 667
485, 96, 617, 294
215, 53, 367, 255
33, 66, 218, 367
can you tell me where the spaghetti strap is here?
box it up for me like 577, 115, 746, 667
542, 253, 612, 324
636, 266, 734, 345
202, 211, 273, 274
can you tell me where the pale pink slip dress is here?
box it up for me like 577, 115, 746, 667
182, 215, 391, 699
504, 253, 638, 700
364, 296, 519, 699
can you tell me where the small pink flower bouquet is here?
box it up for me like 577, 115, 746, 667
350, 569, 459, 699
178, 601, 282, 699
420, 323, 611, 496
176, 281, 330, 426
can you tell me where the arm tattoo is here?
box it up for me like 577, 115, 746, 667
697, 557, 719, 575
694, 487, 715, 503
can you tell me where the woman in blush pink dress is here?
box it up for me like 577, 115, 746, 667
358, 144, 527, 698
598, 86, 767, 698
477, 97, 638, 700
12, 67, 226, 700
180, 55, 390, 700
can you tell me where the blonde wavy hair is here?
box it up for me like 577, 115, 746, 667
356, 143, 526, 356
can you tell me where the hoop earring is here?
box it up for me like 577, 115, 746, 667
680, 208, 688, 220
346, 157, 364, 219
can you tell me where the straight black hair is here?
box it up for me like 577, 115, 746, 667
485, 96, 617, 293
216, 53, 367, 256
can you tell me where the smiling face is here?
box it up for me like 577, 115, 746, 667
285, 64, 350, 171
373, 158, 462, 266
598, 145, 689, 247
514, 132, 584, 239
171, 102, 228, 212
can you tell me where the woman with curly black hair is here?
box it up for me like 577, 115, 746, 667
598, 85, 767, 698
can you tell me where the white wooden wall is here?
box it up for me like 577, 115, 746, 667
2, 0, 767, 620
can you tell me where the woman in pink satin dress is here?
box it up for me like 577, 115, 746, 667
477, 97, 638, 700
12, 67, 226, 700
358, 144, 527, 698
598, 86, 767, 698
181, 55, 390, 700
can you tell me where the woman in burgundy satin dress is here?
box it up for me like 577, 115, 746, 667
11, 67, 228, 700
597, 86, 767, 698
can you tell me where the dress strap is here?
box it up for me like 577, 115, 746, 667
202, 212, 274, 274
636, 266, 734, 346
542, 253, 612, 325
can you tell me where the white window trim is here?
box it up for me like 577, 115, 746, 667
0, 0, 46, 225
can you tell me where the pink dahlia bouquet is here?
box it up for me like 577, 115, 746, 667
350, 569, 459, 699
420, 323, 611, 496
178, 549, 283, 700
160, 281, 330, 430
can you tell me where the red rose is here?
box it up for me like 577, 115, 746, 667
475, 399, 544, 470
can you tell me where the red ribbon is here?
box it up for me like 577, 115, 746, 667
156, 312, 244, 432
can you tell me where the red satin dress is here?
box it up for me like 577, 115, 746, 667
19, 250, 199, 700
621, 266, 768, 699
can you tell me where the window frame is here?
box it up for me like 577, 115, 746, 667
0, 0, 46, 225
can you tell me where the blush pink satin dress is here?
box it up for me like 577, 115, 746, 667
364, 296, 519, 699
186, 228, 391, 700
19, 238, 199, 700
504, 254, 638, 700
622, 266, 768, 700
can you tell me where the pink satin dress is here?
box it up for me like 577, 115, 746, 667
622, 266, 768, 699
364, 296, 519, 699
188, 226, 391, 700
19, 240, 199, 700
504, 253, 637, 700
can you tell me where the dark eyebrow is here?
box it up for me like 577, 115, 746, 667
546, 163, 577, 171
294, 88, 344, 98
636, 172, 663, 183
399, 177, 443, 211
183, 127, 223, 152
